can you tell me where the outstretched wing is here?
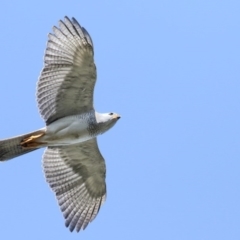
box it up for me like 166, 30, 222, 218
43, 139, 106, 232
37, 17, 96, 125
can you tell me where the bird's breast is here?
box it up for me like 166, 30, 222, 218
41, 114, 98, 146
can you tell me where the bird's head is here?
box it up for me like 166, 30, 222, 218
95, 112, 121, 134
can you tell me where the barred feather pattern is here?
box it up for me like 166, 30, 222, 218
37, 17, 96, 125
43, 138, 106, 232
0, 129, 45, 161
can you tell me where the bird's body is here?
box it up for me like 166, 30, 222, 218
43, 113, 93, 146
0, 16, 120, 232
23, 111, 99, 148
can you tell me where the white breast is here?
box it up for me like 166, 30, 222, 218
42, 115, 95, 146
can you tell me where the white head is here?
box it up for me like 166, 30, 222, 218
95, 112, 121, 134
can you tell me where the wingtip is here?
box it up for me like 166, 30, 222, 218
64, 16, 71, 22
72, 17, 79, 25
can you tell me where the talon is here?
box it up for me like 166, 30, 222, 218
21, 131, 45, 148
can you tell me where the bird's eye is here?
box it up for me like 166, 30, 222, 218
109, 113, 113, 115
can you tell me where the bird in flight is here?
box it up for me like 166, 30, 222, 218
0, 16, 120, 232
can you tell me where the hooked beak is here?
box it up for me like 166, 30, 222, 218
112, 114, 121, 120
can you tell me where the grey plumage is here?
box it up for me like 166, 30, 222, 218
0, 16, 120, 232
0, 129, 44, 161
38, 16, 96, 125
43, 139, 106, 231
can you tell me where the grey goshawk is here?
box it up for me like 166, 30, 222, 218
0, 16, 120, 232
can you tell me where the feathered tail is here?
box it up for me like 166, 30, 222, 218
0, 129, 45, 161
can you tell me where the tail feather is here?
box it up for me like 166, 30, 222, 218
0, 129, 45, 161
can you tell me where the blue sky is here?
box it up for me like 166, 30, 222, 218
0, 1, 239, 239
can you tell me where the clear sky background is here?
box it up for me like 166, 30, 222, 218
0, 1, 239, 239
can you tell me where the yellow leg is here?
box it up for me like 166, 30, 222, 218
21, 131, 45, 148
